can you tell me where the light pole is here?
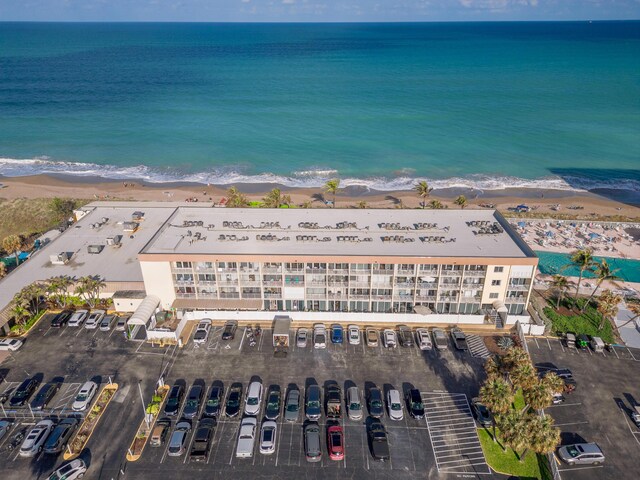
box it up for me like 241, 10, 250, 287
137, 380, 149, 429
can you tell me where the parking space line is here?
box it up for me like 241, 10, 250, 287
613, 347, 620, 359
554, 421, 590, 427
558, 465, 604, 472
627, 348, 637, 361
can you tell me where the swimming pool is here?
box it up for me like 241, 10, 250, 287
536, 251, 640, 283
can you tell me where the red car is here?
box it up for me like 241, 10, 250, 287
327, 424, 344, 461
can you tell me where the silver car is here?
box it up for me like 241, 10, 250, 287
84, 310, 105, 329
296, 328, 308, 348
100, 314, 116, 331
416, 328, 433, 350
284, 389, 300, 422
558, 443, 605, 465
347, 386, 363, 421
19, 419, 54, 457
259, 420, 277, 455
67, 310, 88, 327
236, 417, 257, 458
167, 421, 191, 457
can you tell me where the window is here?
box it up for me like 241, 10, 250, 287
175, 261, 192, 269
494, 266, 504, 273
491, 280, 502, 286
198, 274, 215, 282
489, 293, 499, 299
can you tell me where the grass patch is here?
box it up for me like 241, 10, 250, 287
513, 388, 526, 411
543, 298, 614, 343
478, 428, 543, 479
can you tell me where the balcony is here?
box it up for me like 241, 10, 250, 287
176, 293, 197, 299
263, 280, 282, 287
441, 270, 463, 277
506, 295, 527, 303
241, 293, 262, 299
220, 293, 240, 299
308, 280, 327, 286
394, 281, 415, 288
284, 268, 304, 274
328, 293, 348, 299
262, 266, 282, 274
329, 268, 349, 274
372, 269, 394, 275
350, 281, 371, 287
349, 294, 371, 300
327, 280, 349, 286
417, 282, 438, 289
415, 295, 437, 301
306, 293, 327, 299
507, 284, 530, 291
372, 295, 393, 300
438, 296, 459, 302
172, 267, 193, 273
418, 269, 439, 275
464, 270, 487, 277
305, 268, 327, 274
264, 293, 281, 299
397, 268, 416, 275
196, 280, 217, 287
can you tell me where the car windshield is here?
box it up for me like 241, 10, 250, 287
286, 403, 298, 412
167, 398, 178, 406
308, 401, 320, 409
227, 398, 239, 407
187, 400, 198, 407
371, 400, 382, 408
76, 393, 87, 401
316, 334, 325, 342
350, 402, 361, 410
391, 403, 402, 410
413, 401, 423, 409
195, 332, 205, 338
268, 401, 278, 409
566, 445, 580, 457
207, 398, 219, 407
248, 397, 259, 405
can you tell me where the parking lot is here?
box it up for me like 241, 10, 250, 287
0, 319, 497, 479
527, 336, 640, 480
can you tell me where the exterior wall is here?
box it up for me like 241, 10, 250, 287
114, 296, 145, 313
140, 261, 176, 310
481, 265, 510, 305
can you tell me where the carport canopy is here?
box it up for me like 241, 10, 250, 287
128, 295, 160, 327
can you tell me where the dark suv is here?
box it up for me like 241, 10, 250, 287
221, 321, 238, 341
406, 389, 425, 419
30, 382, 60, 410
10, 378, 39, 407
43, 417, 78, 454
51, 310, 73, 328
164, 384, 185, 416
183, 384, 204, 419
204, 386, 223, 417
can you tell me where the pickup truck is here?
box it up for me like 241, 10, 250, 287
235, 417, 257, 458
325, 385, 342, 419
368, 419, 390, 461
190, 418, 215, 462
451, 328, 468, 351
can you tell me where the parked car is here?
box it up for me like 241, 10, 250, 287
565, 332, 577, 348
245, 381, 263, 416
0, 387, 15, 404
183, 384, 204, 419
50, 310, 73, 328
204, 385, 223, 417
631, 405, 640, 428
368, 387, 384, 418
367, 419, 390, 461
296, 328, 308, 348
225, 384, 243, 417
576, 334, 589, 350
221, 320, 238, 341
164, 384, 185, 416
304, 422, 322, 463
10, 377, 40, 407
190, 418, 216, 462
0, 338, 24, 351
19, 419, 54, 457
348, 325, 361, 345
115, 315, 128, 331
451, 328, 468, 351
347, 386, 363, 420
235, 417, 257, 458
149, 418, 171, 447
67, 310, 88, 327
398, 325, 414, 347
193, 320, 211, 344
331, 324, 344, 344
366, 327, 379, 347
259, 420, 278, 455
46, 459, 87, 480
84, 310, 105, 329
101, 314, 117, 331
72, 381, 98, 411
327, 424, 345, 460
313, 324, 327, 349
167, 421, 191, 457
416, 328, 432, 350
43, 417, 78, 454
407, 389, 425, 419
432, 328, 448, 349
387, 389, 404, 421
31, 382, 60, 410
471, 397, 493, 427
0, 419, 13, 442
382, 329, 397, 348
305, 385, 322, 421
557, 443, 605, 465
284, 388, 300, 422
265, 387, 281, 420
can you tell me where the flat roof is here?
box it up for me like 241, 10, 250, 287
141, 207, 535, 259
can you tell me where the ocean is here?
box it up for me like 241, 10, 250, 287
0, 21, 639, 192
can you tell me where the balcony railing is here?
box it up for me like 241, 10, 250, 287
241, 293, 262, 299
395, 281, 415, 287
397, 269, 415, 275
372, 269, 394, 275
441, 270, 463, 276
507, 284, 530, 291
262, 267, 282, 274
418, 269, 439, 275
220, 293, 240, 299
328, 293, 348, 299
305, 268, 327, 274
417, 282, 438, 289
176, 293, 197, 299
464, 270, 487, 277
415, 295, 437, 301
306, 293, 327, 299
262, 280, 282, 287
264, 293, 281, 299
506, 296, 527, 303
349, 294, 371, 300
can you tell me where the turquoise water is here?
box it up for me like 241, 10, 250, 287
0, 22, 639, 191
536, 251, 640, 283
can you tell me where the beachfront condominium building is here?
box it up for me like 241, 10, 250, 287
138, 207, 538, 321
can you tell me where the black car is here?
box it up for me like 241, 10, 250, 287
225, 385, 242, 418
9, 377, 39, 407
30, 382, 60, 410
368, 419, 390, 461
183, 384, 204, 419
164, 384, 185, 416
398, 325, 414, 347
221, 321, 238, 341
471, 397, 493, 427
406, 389, 425, 419
204, 386, 223, 417
190, 418, 216, 462
265, 387, 281, 420
43, 417, 78, 454
368, 387, 384, 418
51, 310, 73, 328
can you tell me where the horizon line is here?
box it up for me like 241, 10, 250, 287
1, 19, 639, 24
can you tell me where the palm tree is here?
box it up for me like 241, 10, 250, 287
428, 199, 444, 209
2, 235, 23, 266
597, 289, 622, 330
10, 304, 29, 326
413, 181, 433, 209
484, 356, 502, 380
226, 186, 249, 208
503, 347, 537, 391
357, 200, 367, 209
45, 277, 62, 307
529, 414, 561, 457
613, 300, 640, 329
523, 373, 563, 412
324, 179, 340, 208
582, 259, 620, 311
262, 188, 291, 208
551, 275, 569, 309
454, 195, 468, 209
568, 249, 595, 300
496, 411, 530, 458
14, 283, 44, 316
480, 377, 513, 442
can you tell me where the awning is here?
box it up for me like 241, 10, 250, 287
128, 295, 161, 326
171, 298, 263, 310
414, 305, 432, 315
492, 300, 508, 313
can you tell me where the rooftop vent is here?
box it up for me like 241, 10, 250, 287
123, 222, 139, 232
50, 252, 71, 265
88, 244, 105, 254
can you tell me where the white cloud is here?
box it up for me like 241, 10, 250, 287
282, 0, 296, 4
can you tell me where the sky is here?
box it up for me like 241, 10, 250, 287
0, 0, 638, 22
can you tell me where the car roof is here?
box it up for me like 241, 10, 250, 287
79, 381, 96, 391
388, 390, 401, 402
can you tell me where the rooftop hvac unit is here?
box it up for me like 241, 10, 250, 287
132, 211, 145, 221
106, 235, 122, 246
123, 222, 139, 232
50, 252, 71, 265
88, 244, 105, 254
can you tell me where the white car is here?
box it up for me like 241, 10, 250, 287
19, 419, 54, 457
348, 325, 361, 345
236, 417, 257, 458
193, 320, 211, 344
84, 310, 105, 329
313, 324, 327, 349
296, 328, 308, 348
68, 310, 88, 327
416, 328, 433, 350
382, 329, 397, 348
244, 381, 263, 416
387, 389, 404, 421
72, 381, 98, 411
259, 420, 278, 455
0, 338, 24, 351
47, 459, 87, 480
